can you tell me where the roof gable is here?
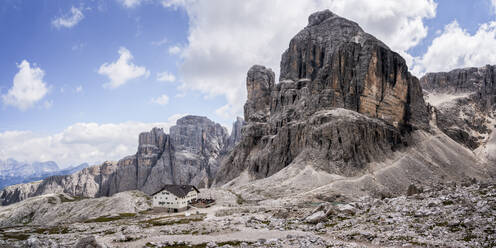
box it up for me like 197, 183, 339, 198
152, 184, 199, 198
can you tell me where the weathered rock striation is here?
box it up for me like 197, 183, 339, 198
215, 10, 429, 185
420, 65, 496, 151
0, 116, 242, 205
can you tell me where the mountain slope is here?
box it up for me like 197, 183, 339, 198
214, 10, 495, 199
420, 65, 496, 162
0, 160, 88, 190
0, 116, 243, 205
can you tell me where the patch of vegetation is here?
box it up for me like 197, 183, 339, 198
435, 221, 448, 227
145, 240, 253, 248
84, 212, 137, 223
59, 195, 87, 203
462, 232, 477, 242
325, 222, 338, 228
34, 226, 69, 235
118, 213, 137, 218
84, 216, 122, 223
118, 236, 140, 242
103, 229, 116, 235
141, 215, 205, 227
442, 200, 454, 206
146, 242, 207, 248
2, 232, 30, 240
47, 197, 58, 204
217, 241, 254, 246
260, 220, 270, 225
227, 189, 246, 205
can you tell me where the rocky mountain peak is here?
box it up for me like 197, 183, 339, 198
215, 10, 430, 185
227, 117, 245, 149
1, 115, 243, 205
277, 10, 427, 129
244, 65, 275, 122
170, 115, 228, 154
137, 127, 167, 156
307, 9, 335, 26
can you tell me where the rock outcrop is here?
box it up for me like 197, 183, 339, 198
0, 115, 240, 205
420, 65, 496, 151
215, 10, 429, 185
227, 117, 245, 149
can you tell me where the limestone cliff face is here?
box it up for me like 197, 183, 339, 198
214, 10, 429, 185
0, 116, 239, 205
227, 117, 245, 149
420, 65, 496, 150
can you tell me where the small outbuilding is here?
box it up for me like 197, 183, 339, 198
151, 185, 200, 212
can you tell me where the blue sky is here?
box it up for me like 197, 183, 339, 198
0, 0, 225, 134
1, 0, 496, 167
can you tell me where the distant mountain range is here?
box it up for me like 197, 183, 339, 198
0, 159, 89, 189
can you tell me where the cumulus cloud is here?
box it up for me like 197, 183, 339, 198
161, 0, 437, 120
157, 71, 176, 82
98, 47, 150, 89
150, 94, 170, 105
118, 0, 144, 8
0, 115, 186, 168
168, 45, 181, 55
2, 60, 49, 111
52, 6, 84, 29
412, 21, 496, 75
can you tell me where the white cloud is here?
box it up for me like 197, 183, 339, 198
157, 71, 176, 82
412, 21, 496, 75
2, 60, 49, 111
151, 37, 168, 46
118, 0, 144, 8
52, 6, 84, 29
72, 42, 86, 51
0, 115, 186, 168
98, 47, 150, 89
76, 85, 83, 93
151, 94, 170, 105
168, 45, 181, 55
161, 0, 436, 120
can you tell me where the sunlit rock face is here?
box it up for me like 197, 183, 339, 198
215, 10, 429, 185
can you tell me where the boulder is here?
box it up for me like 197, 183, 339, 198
305, 210, 327, 224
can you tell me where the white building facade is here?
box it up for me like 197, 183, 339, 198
151, 185, 199, 212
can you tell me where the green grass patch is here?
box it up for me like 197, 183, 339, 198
84, 212, 137, 223
59, 195, 87, 203
2, 232, 30, 240
84, 216, 122, 223
141, 216, 204, 226
34, 226, 69, 235
118, 213, 137, 218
